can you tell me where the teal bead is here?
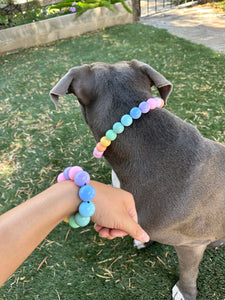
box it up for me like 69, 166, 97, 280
121, 114, 133, 126
79, 201, 95, 217
74, 212, 90, 227
113, 122, 124, 134
106, 129, 117, 141
69, 215, 80, 228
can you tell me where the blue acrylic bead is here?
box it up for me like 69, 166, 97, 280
106, 129, 117, 141
79, 201, 95, 217
74, 171, 90, 187
139, 101, 150, 113
69, 215, 80, 228
79, 185, 96, 202
63, 167, 72, 180
74, 212, 90, 227
113, 122, 124, 134
121, 114, 133, 126
130, 107, 142, 119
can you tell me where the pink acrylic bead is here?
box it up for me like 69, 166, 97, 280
147, 98, 157, 110
93, 147, 104, 159
57, 172, 66, 182
68, 166, 83, 180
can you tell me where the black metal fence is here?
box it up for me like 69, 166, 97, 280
141, 0, 196, 16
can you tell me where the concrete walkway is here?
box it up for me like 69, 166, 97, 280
140, 3, 225, 53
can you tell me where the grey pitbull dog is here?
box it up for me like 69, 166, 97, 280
50, 60, 225, 300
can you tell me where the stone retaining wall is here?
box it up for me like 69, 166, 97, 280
0, 1, 133, 56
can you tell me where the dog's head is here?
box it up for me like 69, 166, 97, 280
50, 60, 172, 139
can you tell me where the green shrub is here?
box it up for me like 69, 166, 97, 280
0, 0, 132, 29
50, 0, 133, 17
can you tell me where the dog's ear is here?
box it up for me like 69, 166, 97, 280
49, 65, 95, 109
131, 60, 173, 104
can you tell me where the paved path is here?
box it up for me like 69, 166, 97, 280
140, 3, 225, 53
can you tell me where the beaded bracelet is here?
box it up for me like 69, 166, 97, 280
93, 97, 164, 158
57, 166, 96, 228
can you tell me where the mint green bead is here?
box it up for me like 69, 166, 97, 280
69, 215, 80, 228
106, 129, 117, 141
113, 122, 124, 134
74, 212, 90, 227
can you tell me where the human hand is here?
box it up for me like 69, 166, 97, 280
90, 181, 150, 243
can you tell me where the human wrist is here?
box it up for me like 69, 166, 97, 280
56, 180, 81, 219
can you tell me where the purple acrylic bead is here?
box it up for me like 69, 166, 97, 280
139, 101, 150, 113
63, 167, 72, 180
79, 185, 96, 202
74, 170, 90, 187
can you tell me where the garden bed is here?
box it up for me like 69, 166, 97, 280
0, 0, 133, 56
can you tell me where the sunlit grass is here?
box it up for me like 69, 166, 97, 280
0, 23, 224, 299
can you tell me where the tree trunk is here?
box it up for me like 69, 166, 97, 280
132, 0, 140, 22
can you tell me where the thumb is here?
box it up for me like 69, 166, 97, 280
124, 217, 150, 243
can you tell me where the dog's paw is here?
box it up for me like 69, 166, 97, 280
172, 284, 185, 300
134, 239, 146, 249
133, 239, 155, 250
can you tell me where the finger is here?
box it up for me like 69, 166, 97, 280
98, 227, 110, 238
128, 206, 138, 223
122, 218, 150, 243
109, 229, 128, 238
94, 224, 103, 232
99, 230, 115, 240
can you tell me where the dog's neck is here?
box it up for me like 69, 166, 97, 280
93, 97, 164, 159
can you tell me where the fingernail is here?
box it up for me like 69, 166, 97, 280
141, 232, 150, 243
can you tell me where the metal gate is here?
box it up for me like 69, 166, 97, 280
141, 0, 196, 16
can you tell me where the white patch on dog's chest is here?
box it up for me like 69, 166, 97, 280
111, 170, 121, 188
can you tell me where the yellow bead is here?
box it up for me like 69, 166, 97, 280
64, 216, 69, 223
100, 136, 111, 147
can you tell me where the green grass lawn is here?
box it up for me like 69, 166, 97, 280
0, 23, 224, 299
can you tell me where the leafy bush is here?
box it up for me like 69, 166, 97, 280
0, 0, 132, 29
50, 0, 133, 17
213, 0, 225, 10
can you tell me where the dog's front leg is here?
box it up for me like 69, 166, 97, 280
172, 244, 207, 300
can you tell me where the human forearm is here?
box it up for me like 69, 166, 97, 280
0, 178, 149, 287
0, 180, 80, 286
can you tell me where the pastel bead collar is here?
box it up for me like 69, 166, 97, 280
93, 97, 164, 158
